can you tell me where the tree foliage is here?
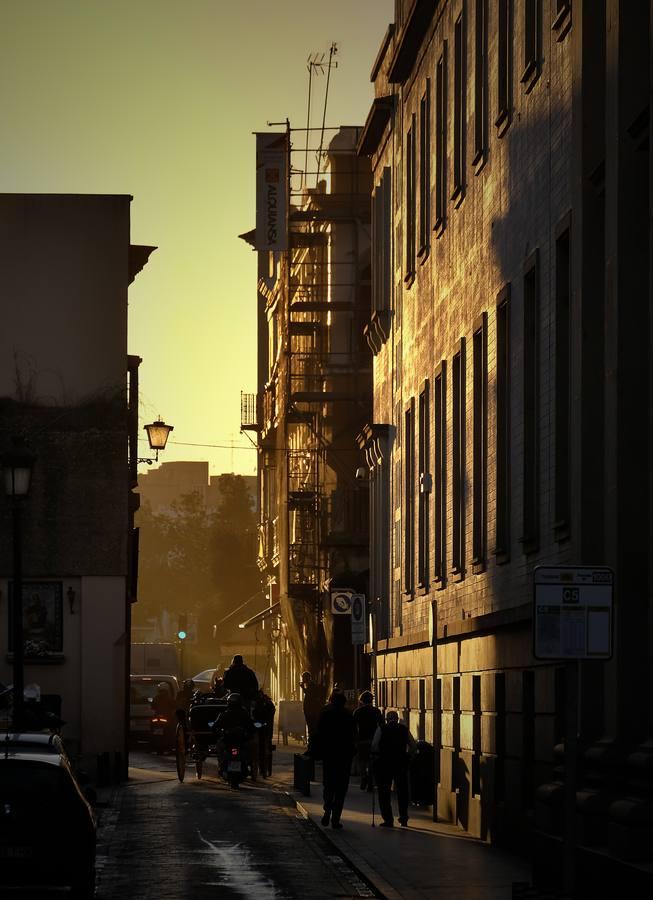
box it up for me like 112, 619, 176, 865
133, 474, 261, 653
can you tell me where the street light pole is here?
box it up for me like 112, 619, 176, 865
11, 500, 24, 731
2, 436, 35, 733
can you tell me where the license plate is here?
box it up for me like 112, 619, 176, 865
0, 846, 33, 859
227, 762, 242, 773
153, 728, 164, 735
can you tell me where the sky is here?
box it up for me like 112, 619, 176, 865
0, 0, 393, 476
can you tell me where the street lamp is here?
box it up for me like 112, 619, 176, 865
138, 418, 174, 465
2, 437, 35, 731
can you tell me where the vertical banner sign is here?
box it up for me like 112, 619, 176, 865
351, 594, 367, 644
256, 132, 288, 251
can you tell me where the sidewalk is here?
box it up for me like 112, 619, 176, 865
272, 739, 530, 900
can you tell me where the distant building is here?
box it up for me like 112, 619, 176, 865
0, 193, 154, 778
137, 459, 256, 515
359, 0, 653, 891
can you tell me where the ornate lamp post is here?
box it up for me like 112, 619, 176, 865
2, 438, 36, 731
139, 418, 174, 465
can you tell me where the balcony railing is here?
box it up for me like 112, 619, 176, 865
240, 391, 257, 431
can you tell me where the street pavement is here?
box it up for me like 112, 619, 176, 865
94, 748, 379, 899
274, 740, 532, 900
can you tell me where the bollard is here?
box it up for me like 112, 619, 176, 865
293, 753, 312, 796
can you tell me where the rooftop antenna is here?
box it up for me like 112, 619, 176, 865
304, 52, 326, 188
315, 42, 338, 187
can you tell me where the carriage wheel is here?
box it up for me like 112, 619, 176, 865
175, 724, 186, 782
195, 756, 203, 780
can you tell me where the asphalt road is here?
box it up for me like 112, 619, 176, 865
93, 748, 378, 900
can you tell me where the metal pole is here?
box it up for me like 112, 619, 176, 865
12, 502, 24, 731
564, 659, 579, 894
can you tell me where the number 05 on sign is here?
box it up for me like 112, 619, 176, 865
533, 566, 614, 660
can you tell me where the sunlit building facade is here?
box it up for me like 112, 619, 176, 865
242, 127, 372, 705
359, 0, 652, 891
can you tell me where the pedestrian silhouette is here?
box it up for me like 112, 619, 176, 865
312, 691, 355, 829
372, 710, 416, 827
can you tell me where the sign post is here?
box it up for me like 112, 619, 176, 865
533, 566, 614, 896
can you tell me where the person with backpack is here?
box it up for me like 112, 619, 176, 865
371, 710, 417, 827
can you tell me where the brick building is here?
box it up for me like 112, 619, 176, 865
358, 0, 652, 892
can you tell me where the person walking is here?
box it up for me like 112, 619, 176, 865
372, 710, 417, 827
300, 671, 324, 741
312, 691, 355, 829
353, 691, 383, 791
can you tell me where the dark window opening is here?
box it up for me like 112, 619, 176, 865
472, 315, 487, 570
473, 0, 488, 166
435, 49, 447, 231
419, 86, 431, 254
452, 342, 466, 577
405, 117, 417, 282
555, 223, 571, 539
521, 0, 541, 89
495, 288, 511, 561
496, 0, 512, 132
404, 401, 415, 594
522, 253, 539, 553
434, 363, 447, 584
418, 382, 430, 587
453, 13, 466, 201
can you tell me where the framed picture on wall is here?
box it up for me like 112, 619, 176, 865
8, 581, 64, 656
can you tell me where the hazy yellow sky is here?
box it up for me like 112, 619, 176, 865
0, 0, 393, 475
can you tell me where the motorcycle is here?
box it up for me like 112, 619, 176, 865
217, 725, 251, 788
150, 714, 175, 754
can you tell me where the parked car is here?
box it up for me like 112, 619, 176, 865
129, 674, 179, 743
0, 749, 96, 897
0, 731, 69, 760
190, 669, 216, 693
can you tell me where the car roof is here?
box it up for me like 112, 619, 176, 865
1, 731, 63, 747
192, 670, 214, 680
130, 674, 178, 682
0, 749, 66, 767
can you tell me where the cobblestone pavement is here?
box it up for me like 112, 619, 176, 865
94, 750, 379, 900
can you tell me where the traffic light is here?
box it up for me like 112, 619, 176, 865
177, 613, 187, 641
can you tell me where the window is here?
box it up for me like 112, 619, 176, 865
473, 0, 488, 166
419, 85, 431, 254
552, 0, 572, 42
372, 168, 393, 343
472, 314, 487, 571
555, 219, 571, 539
434, 363, 447, 584
452, 341, 466, 578
522, 252, 539, 552
418, 382, 430, 587
496, 0, 512, 132
405, 116, 417, 282
453, 12, 466, 201
495, 287, 511, 560
404, 400, 415, 594
435, 48, 447, 231
521, 0, 541, 90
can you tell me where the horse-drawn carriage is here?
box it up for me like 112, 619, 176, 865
175, 692, 227, 782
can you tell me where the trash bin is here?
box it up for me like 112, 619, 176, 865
410, 740, 435, 806
293, 753, 314, 796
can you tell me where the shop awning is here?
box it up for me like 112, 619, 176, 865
238, 601, 281, 630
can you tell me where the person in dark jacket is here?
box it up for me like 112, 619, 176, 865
313, 691, 355, 829
300, 671, 323, 740
222, 655, 259, 706
372, 710, 417, 827
252, 689, 276, 778
353, 691, 383, 791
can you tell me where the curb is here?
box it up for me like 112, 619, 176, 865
285, 790, 401, 900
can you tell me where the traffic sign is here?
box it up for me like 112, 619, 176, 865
331, 589, 353, 615
533, 566, 614, 660
351, 594, 367, 644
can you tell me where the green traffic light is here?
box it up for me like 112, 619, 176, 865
177, 630, 187, 640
